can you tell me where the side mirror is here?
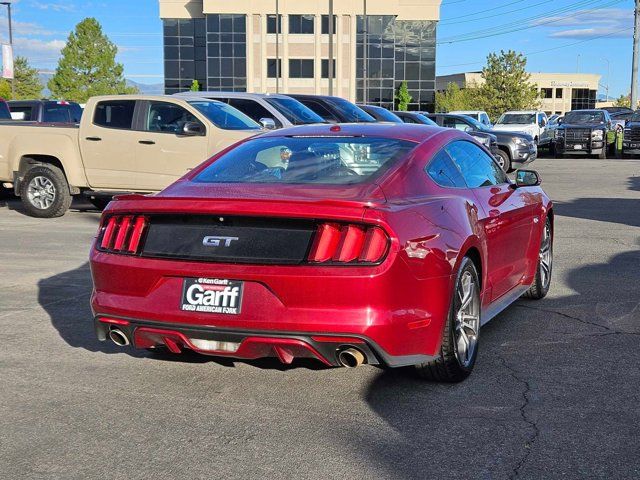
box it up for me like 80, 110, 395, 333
464, 126, 473, 133
259, 117, 277, 130
181, 121, 205, 136
515, 169, 541, 188
557, 117, 563, 125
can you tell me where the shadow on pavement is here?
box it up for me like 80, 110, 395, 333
554, 197, 640, 228
38, 261, 328, 371
628, 175, 640, 192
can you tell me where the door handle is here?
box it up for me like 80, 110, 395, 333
85, 136, 102, 141
138, 140, 155, 145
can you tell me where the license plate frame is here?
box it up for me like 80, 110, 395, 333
180, 277, 244, 315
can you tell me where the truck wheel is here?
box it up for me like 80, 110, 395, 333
19, 164, 72, 218
496, 150, 511, 172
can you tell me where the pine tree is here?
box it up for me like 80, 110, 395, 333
479, 50, 540, 121
395, 81, 412, 111
0, 56, 43, 100
48, 18, 137, 102
190, 80, 200, 92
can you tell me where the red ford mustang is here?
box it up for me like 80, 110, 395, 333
90, 123, 553, 381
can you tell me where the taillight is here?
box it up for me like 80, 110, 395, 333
98, 215, 148, 254
308, 223, 389, 264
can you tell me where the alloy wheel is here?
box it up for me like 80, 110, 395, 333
539, 222, 553, 288
26, 176, 56, 210
454, 270, 480, 368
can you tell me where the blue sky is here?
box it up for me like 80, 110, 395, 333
0, 0, 636, 97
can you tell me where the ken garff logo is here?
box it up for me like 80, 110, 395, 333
202, 236, 239, 247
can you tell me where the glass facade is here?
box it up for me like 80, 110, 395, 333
163, 18, 206, 94
206, 14, 247, 92
356, 16, 436, 111
571, 89, 597, 110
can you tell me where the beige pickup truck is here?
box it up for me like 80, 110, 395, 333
0, 94, 261, 217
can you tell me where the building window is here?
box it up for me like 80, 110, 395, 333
206, 14, 247, 92
267, 14, 282, 34
321, 59, 336, 79
289, 59, 314, 78
541, 88, 552, 99
163, 18, 206, 94
289, 15, 314, 34
571, 88, 597, 110
321, 15, 337, 34
556, 88, 563, 99
267, 58, 282, 78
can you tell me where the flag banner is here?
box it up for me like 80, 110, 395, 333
2, 44, 14, 79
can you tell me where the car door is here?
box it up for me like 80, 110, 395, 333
446, 140, 537, 301
135, 99, 209, 191
79, 99, 138, 189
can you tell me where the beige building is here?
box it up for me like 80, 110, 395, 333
436, 71, 601, 115
159, 0, 442, 110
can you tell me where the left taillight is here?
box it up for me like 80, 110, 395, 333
308, 222, 390, 265
97, 215, 148, 254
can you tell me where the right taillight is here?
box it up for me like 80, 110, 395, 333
98, 215, 148, 254
308, 222, 390, 264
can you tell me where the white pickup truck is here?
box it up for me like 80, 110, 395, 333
493, 110, 551, 146
0, 94, 261, 217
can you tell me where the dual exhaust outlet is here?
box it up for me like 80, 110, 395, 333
108, 326, 367, 368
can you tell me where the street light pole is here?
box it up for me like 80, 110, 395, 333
601, 58, 610, 101
631, 0, 640, 110
328, 0, 334, 96
363, 0, 367, 104
1, 1, 13, 98
275, 0, 280, 93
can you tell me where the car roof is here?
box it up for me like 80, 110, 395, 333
450, 110, 484, 114
287, 94, 346, 101
175, 91, 294, 101
256, 122, 444, 143
501, 110, 539, 114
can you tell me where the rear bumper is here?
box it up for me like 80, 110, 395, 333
90, 249, 452, 368
94, 316, 437, 367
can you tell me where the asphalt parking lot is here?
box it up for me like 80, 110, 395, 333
1, 156, 639, 480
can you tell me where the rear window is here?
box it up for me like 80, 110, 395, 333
195, 136, 416, 185
43, 102, 82, 123
94, 100, 136, 129
8, 105, 33, 121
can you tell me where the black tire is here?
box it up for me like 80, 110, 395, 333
548, 142, 556, 157
415, 257, 481, 382
19, 164, 72, 218
89, 196, 112, 210
496, 150, 511, 172
523, 218, 553, 300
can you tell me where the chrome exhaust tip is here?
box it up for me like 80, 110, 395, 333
108, 327, 130, 347
337, 347, 365, 368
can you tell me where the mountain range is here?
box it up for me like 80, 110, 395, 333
37, 72, 164, 97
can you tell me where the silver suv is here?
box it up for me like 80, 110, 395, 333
174, 92, 325, 129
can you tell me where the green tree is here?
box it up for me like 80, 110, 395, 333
478, 50, 540, 121
435, 82, 485, 113
48, 18, 137, 102
0, 56, 43, 100
190, 79, 200, 92
613, 94, 630, 108
395, 81, 412, 111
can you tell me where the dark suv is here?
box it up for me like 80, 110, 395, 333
621, 110, 640, 158
555, 109, 617, 159
427, 113, 536, 172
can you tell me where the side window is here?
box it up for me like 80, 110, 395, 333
10, 106, 34, 121
443, 117, 468, 131
300, 99, 339, 122
446, 140, 508, 188
94, 100, 136, 129
145, 101, 200, 133
481, 113, 490, 125
403, 116, 417, 124
426, 149, 466, 188
227, 98, 282, 127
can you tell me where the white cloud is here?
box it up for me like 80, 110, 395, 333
12, 37, 66, 62
533, 8, 634, 40
29, 1, 75, 12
